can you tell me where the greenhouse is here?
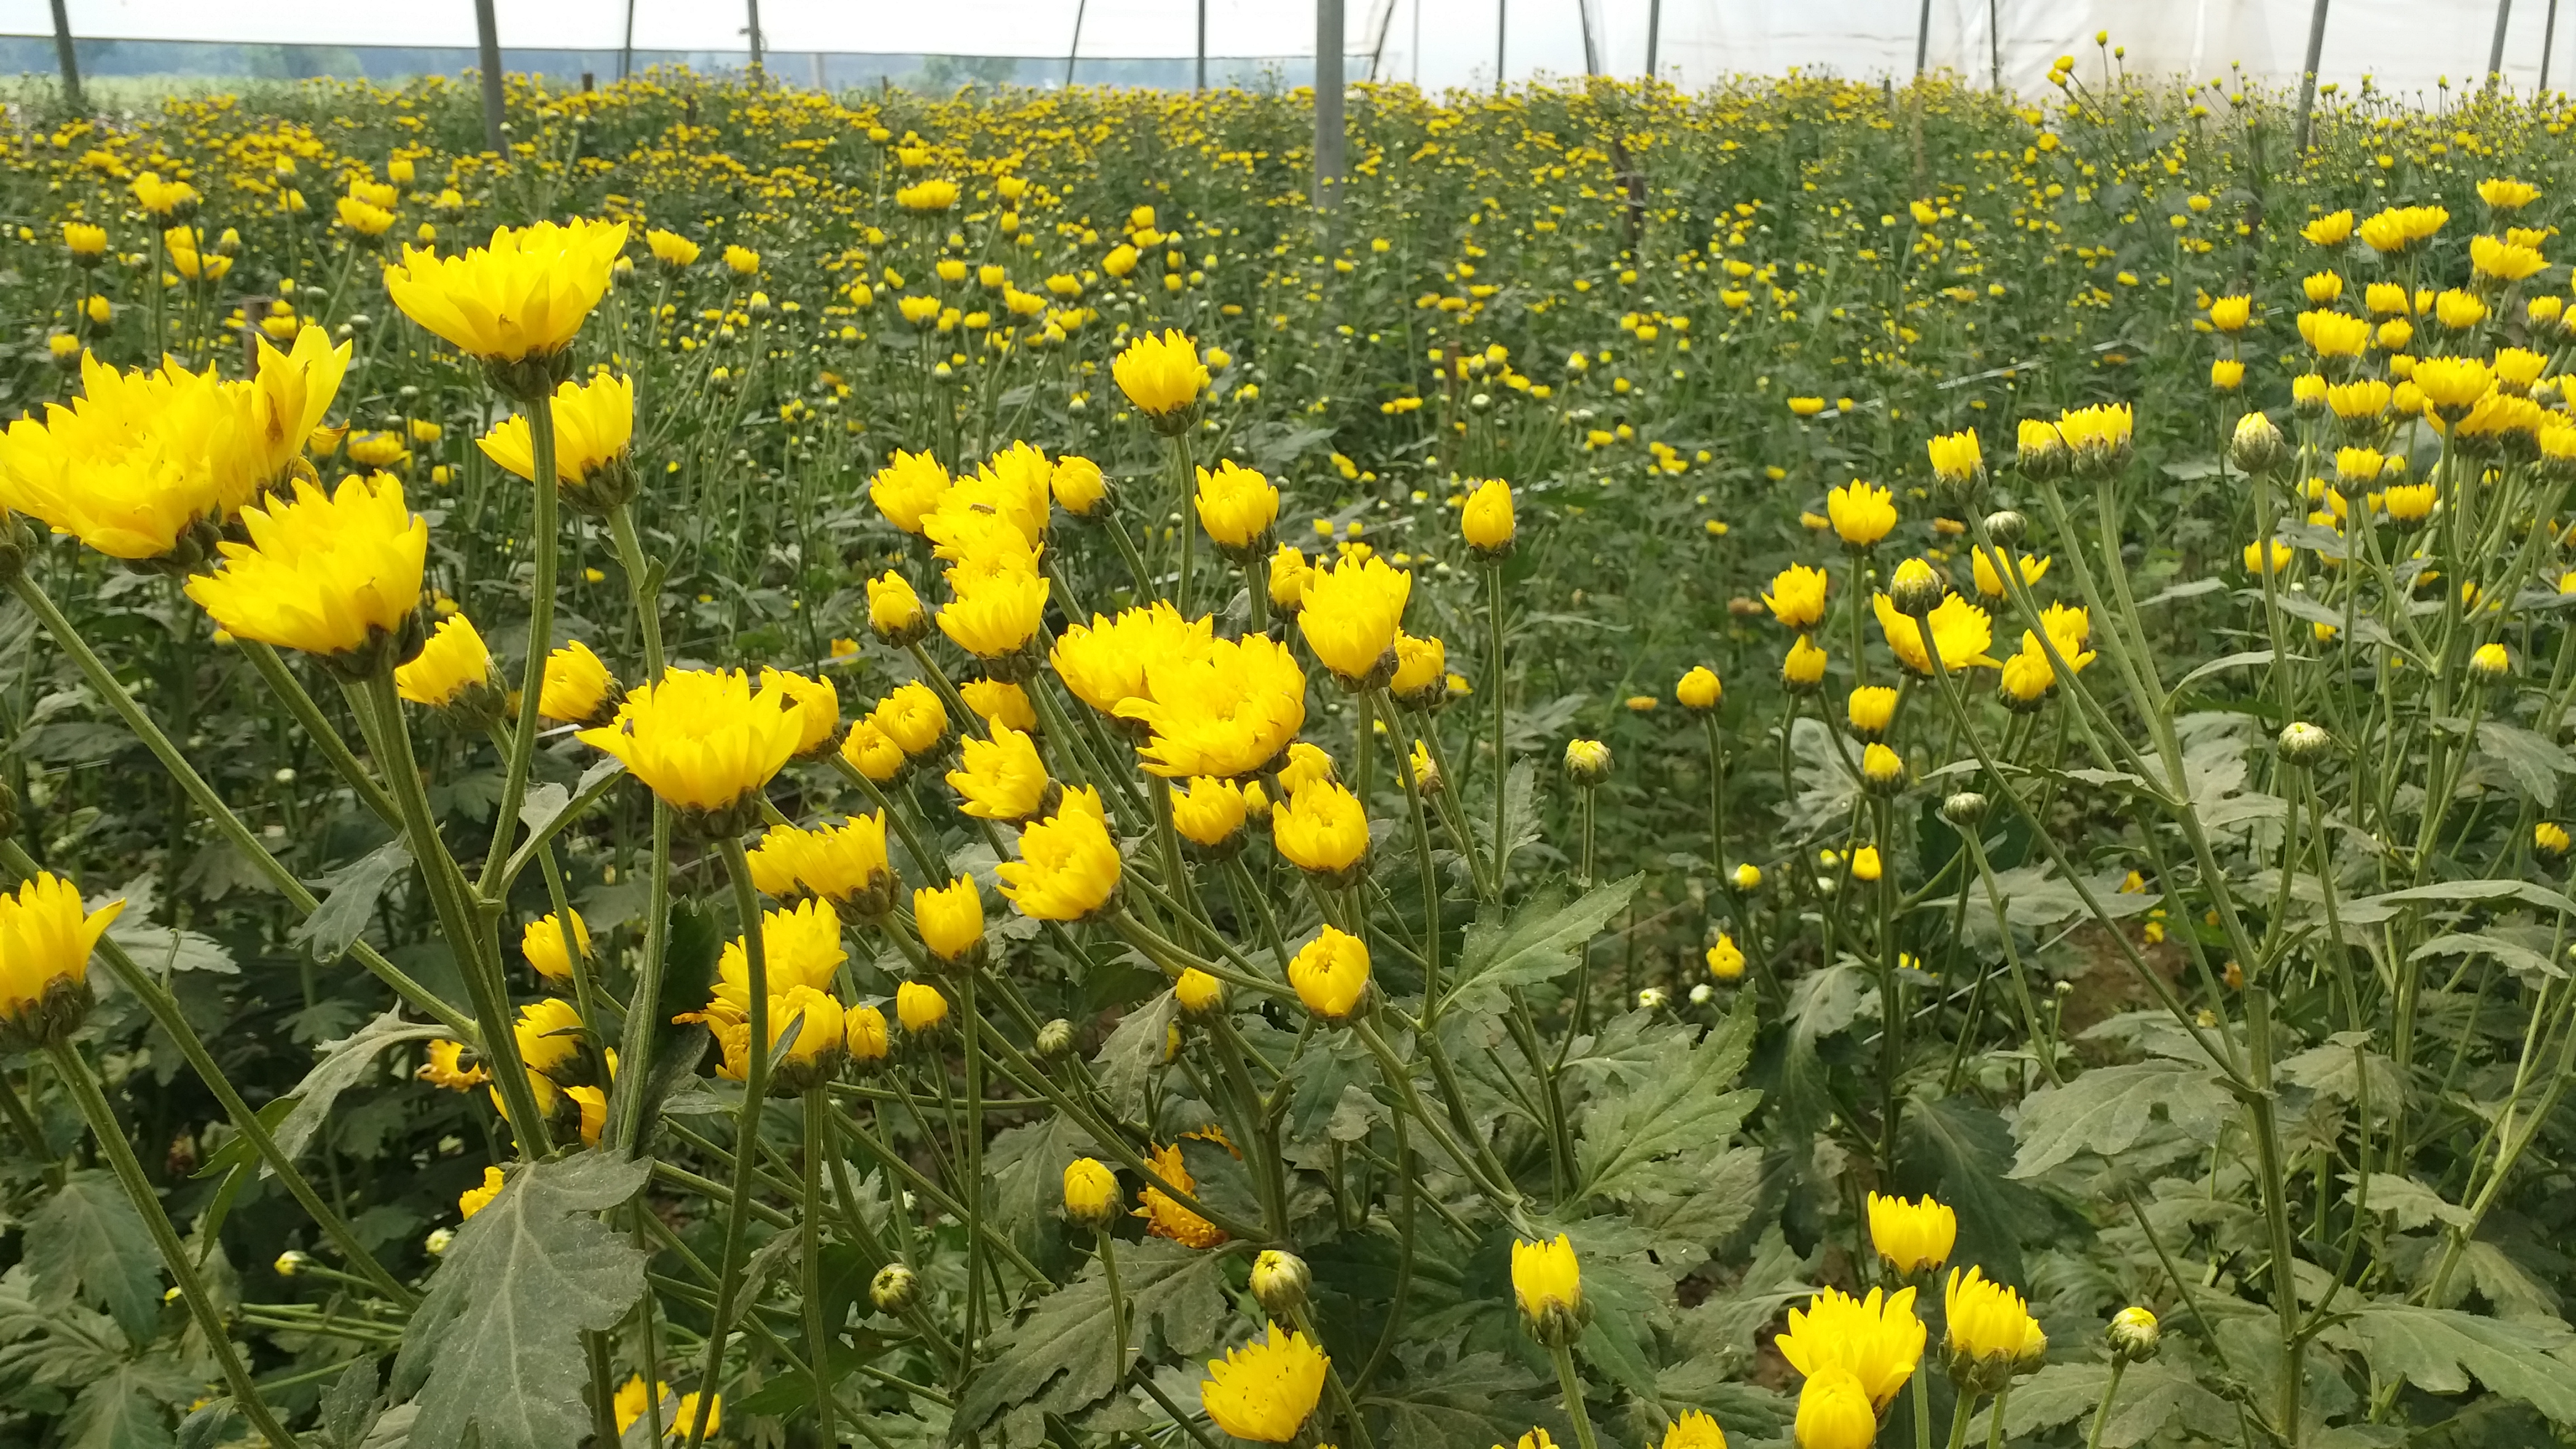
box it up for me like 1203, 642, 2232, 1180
0, 2, 2570, 1448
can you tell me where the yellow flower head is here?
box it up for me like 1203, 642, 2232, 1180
477, 373, 635, 500
1175, 967, 1225, 1016
1053, 602, 1215, 716
575, 668, 803, 817
896, 178, 960, 212
2433, 288, 2488, 329
1846, 685, 1898, 740
721, 244, 759, 276
1462, 477, 1517, 551
1171, 776, 1251, 848
873, 682, 950, 757
2326, 378, 2390, 420
1268, 544, 1313, 613
1114, 329, 1210, 420
960, 678, 1039, 735
337, 195, 395, 237
896, 979, 949, 1032
1273, 779, 1368, 878
870, 449, 951, 534
0, 873, 122, 1043
948, 722, 1053, 822
418, 1038, 489, 1091
539, 640, 619, 726
513, 997, 587, 1081
2054, 403, 2134, 468
997, 787, 1122, 921
1925, 428, 1983, 484
1277, 741, 1338, 795
382, 218, 629, 364
1776, 1285, 1925, 1408
1389, 633, 1448, 703
706, 899, 847, 1016
1677, 666, 1722, 711
914, 877, 986, 962
1706, 934, 1746, 980
866, 570, 927, 642
1944, 1266, 2048, 1372
1050, 453, 1109, 515
2472, 234, 2547, 283
1195, 461, 1280, 552
459, 1166, 506, 1221
1793, 1368, 1877, 1449
1971, 549, 2048, 599
1783, 634, 1829, 689
1826, 480, 1896, 547
2208, 295, 2252, 332
2243, 539, 2294, 576
1287, 925, 1371, 1020
746, 815, 895, 910
2357, 203, 2446, 255
1662, 1411, 1728, 1449
645, 229, 701, 267
183, 474, 426, 662
939, 566, 1050, 661
249, 326, 354, 487
1874, 593, 1997, 675
396, 614, 499, 709
1063, 1156, 1124, 1229
0, 353, 259, 561
1299, 554, 1413, 683
519, 909, 590, 983
63, 221, 107, 259
1119, 633, 1309, 780
1765, 564, 1831, 628
766, 984, 846, 1074
2479, 177, 2542, 211
2413, 355, 2493, 419
131, 172, 201, 216
1512, 1234, 1583, 1341
1866, 1192, 1957, 1275
2382, 482, 2438, 524
844, 1002, 889, 1063
1137, 1140, 1227, 1247
1200, 1323, 1328, 1443
760, 668, 841, 759
2015, 418, 2065, 471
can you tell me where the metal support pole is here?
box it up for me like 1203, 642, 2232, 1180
1576, 0, 1598, 74
2294, 0, 2331, 152
475, 0, 506, 153
47, 0, 80, 111
620, 0, 637, 79
1066, 0, 1087, 87
747, 0, 765, 80
1495, 0, 1507, 92
1645, 0, 1661, 80
2490, 0, 2515, 82
1317, 0, 1346, 210
2545, 0, 2561, 90
1197, 0, 1208, 91
1914, 0, 1932, 75
1989, 0, 2001, 89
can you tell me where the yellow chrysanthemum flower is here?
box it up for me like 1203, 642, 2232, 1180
1287, 925, 1371, 1020
1793, 1367, 1877, 1449
519, 909, 590, 983
1511, 1234, 1583, 1338
939, 566, 1050, 661
1874, 593, 1998, 675
182, 473, 427, 663
1199, 1323, 1328, 1443
575, 668, 803, 817
1118, 633, 1308, 780
997, 787, 1121, 921
1113, 328, 1210, 421
913, 877, 985, 962
476, 372, 636, 506
1765, 564, 1831, 628
1273, 779, 1368, 878
747, 816, 896, 910
948, 722, 1052, 822
1171, 776, 1251, 848
1462, 477, 1516, 552
1867, 1192, 1957, 1275
1300, 554, 1413, 684
1826, 480, 1896, 547
1945, 1266, 2048, 1381
1195, 461, 1279, 554
1775, 1286, 1925, 1408
0, 873, 123, 1046
1137, 1139, 1227, 1247
395, 614, 499, 710
458, 1165, 506, 1220
381, 217, 629, 366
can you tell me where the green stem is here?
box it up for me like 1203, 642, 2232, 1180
2085, 1361, 2128, 1449
239, 641, 400, 827
609, 800, 674, 1154
482, 391, 561, 896
360, 671, 551, 1154
1485, 559, 1509, 878
50, 1043, 304, 1449
607, 501, 667, 678
683, 834, 774, 1449
1986, 1382, 2013, 1449
1547, 1339, 1599, 1449
800, 1091, 836, 1449
1944, 1385, 1979, 1449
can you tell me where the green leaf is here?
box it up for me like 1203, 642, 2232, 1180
2476, 719, 2576, 807
266, 1009, 450, 1176
2008, 1059, 2234, 1178
1986, 1361, 2233, 1448
2328, 1302, 2576, 1422
390, 1153, 651, 1449
1443, 874, 1638, 1020
319, 1357, 383, 1449
94, 875, 235, 977
604, 898, 719, 1150
1359, 1348, 1568, 1449
27, 1171, 163, 1344
1576, 1001, 1758, 1204
951, 1238, 1229, 1438
2411, 931, 2565, 981
985, 1114, 1098, 1255
1087, 991, 1178, 1119
288, 840, 411, 964
1898, 1093, 2049, 1285
66, 1353, 197, 1449
2339, 878, 2576, 926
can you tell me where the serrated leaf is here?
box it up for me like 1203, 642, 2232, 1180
1985, 1361, 2233, 1447
320, 1357, 383, 1449
2008, 1059, 2233, 1178
986, 1114, 1098, 1255
605, 898, 719, 1152
2326, 1301, 2576, 1423
1442, 875, 1637, 1020
1088, 992, 1178, 1118
64, 1353, 196, 1449
1576, 1003, 1757, 1204
2339, 878, 2576, 926
2358, 1173, 2473, 1231
1899, 1093, 2048, 1286
27, 1171, 163, 1344
390, 1153, 651, 1449
288, 840, 411, 964
2478, 719, 2576, 807
2411, 931, 2565, 980
1360, 1349, 1568, 1449
266, 1009, 449, 1177
950, 1238, 1228, 1438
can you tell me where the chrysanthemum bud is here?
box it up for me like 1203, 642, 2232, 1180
870, 1263, 922, 1315
1564, 738, 1612, 785
2107, 1306, 2161, 1363
1636, 986, 1669, 1011
1251, 1249, 1312, 1317
1036, 1017, 1076, 1059
424, 1227, 454, 1256
2536, 821, 2570, 859
274, 1250, 310, 1277
2277, 721, 2332, 764
2229, 410, 2288, 475
1888, 558, 1947, 618
1982, 509, 2026, 546
2471, 642, 2513, 683
1731, 863, 1763, 891
1941, 790, 1988, 825
1175, 967, 1227, 1019
1062, 1157, 1123, 1232
1860, 742, 1906, 794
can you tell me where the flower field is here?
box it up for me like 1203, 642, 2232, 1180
3, 48, 2576, 1449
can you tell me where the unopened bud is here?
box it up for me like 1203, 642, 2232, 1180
870, 1262, 921, 1315
1564, 738, 1612, 785
2108, 1306, 2161, 1362
1888, 557, 1947, 617
1982, 509, 2026, 546
2277, 721, 2332, 764
1250, 1249, 1311, 1316
1035, 1017, 1076, 1059
1636, 986, 1669, 1011
1941, 790, 1989, 825
2229, 410, 2287, 475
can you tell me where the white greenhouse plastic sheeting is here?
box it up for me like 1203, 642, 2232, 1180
1, 0, 2568, 95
